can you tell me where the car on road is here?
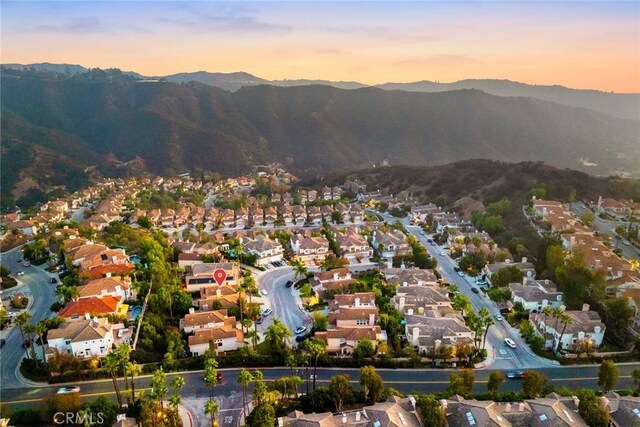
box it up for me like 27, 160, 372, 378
216, 373, 223, 381
285, 280, 293, 288
50, 278, 58, 284
504, 338, 516, 349
0, 339, 6, 348
262, 308, 273, 317
57, 386, 81, 394
23, 261, 30, 267
256, 316, 263, 324
494, 314, 503, 321
622, 239, 631, 246
507, 371, 526, 379
426, 239, 434, 244
471, 287, 479, 294
260, 289, 268, 296
419, 231, 425, 235
16, 258, 22, 263
457, 271, 465, 277
295, 326, 307, 335
439, 251, 445, 256
16, 271, 24, 276
295, 335, 306, 343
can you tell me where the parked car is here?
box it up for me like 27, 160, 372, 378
0, 339, 6, 348
256, 317, 263, 324
419, 230, 425, 235
16, 271, 24, 276
622, 239, 631, 246
57, 386, 81, 394
507, 371, 526, 379
50, 278, 58, 284
295, 326, 307, 335
216, 373, 223, 381
500, 307, 513, 314
285, 280, 294, 288
23, 261, 30, 267
494, 314, 503, 321
295, 335, 306, 343
471, 287, 479, 294
457, 271, 465, 277
504, 338, 516, 349
260, 289, 268, 296
16, 258, 22, 263
262, 308, 273, 317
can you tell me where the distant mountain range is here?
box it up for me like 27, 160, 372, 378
1, 67, 638, 207
3, 62, 638, 119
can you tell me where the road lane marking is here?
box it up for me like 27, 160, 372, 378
1, 388, 153, 405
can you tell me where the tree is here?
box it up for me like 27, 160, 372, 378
203, 355, 219, 399
102, 352, 124, 409
237, 368, 254, 418
555, 313, 572, 353
292, 261, 308, 281
449, 370, 475, 396
149, 368, 168, 408
125, 361, 142, 404
312, 312, 328, 331
632, 368, 640, 391
577, 389, 611, 427
252, 370, 268, 407
567, 188, 576, 210
329, 374, 352, 412
265, 318, 292, 354
490, 266, 524, 288
580, 210, 595, 227
247, 403, 276, 427
478, 307, 493, 351
57, 284, 79, 304
331, 211, 344, 224
544, 245, 565, 278
487, 371, 505, 396
204, 399, 219, 427
605, 297, 634, 332
415, 395, 445, 427
169, 376, 185, 408
353, 339, 376, 362
303, 338, 326, 390
522, 371, 547, 398
15, 311, 31, 357
597, 360, 618, 392
360, 366, 384, 404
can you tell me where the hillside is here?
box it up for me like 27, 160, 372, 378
324, 160, 640, 254
4, 63, 638, 120
2, 71, 639, 206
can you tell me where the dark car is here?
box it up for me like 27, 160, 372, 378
50, 278, 58, 284
22, 339, 31, 349
285, 280, 293, 288
0, 339, 6, 348
216, 373, 223, 381
256, 317, 263, 324
295, 335, 306, 343
471, 287, 480, 294
454, 266, 461, 272
500, 307, 513, 314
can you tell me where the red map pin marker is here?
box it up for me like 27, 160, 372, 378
213, 268, 227, 286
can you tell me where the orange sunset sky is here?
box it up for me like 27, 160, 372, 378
2, 1, 639, 93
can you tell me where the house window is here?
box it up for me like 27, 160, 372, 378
65, 340, 71, 345
356, 319, 369, 325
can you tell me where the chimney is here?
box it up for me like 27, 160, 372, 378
85, 313, 91, 320
277, 418, 284, 427
216, 288, 222, 297
399, 296, 406, 312
334, 272, 339, 281
518, 403, 525, 412
93, 316, 99, 324
369, 313, 375, 325
342, 413, 347, 423
407, 308, 414, 316
435, 339, 442, 349
387, 258, 392, 269
440, 399, 448, 411
412, 327, 420, 345
189, 307, 195, 314
418, 307, 424, 315
572, 396, 580, 408
418, 280, 424, 286
106, 272, 112, 278
355, 411, 361, 421
522, 257, 528, 263
582, 303, 590, 312
355, 297, 361, 307
505, 403, 511, 412
403, 281, 408, 287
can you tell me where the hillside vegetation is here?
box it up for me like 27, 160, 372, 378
2, 70, 639, 206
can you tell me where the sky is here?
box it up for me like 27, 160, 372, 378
2, 1, 639, 93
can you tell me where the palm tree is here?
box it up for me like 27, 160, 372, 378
478, 308, 494, 351
284, 352, 298, 397
103, 352, 124, 409
57, 284, 79, 304
15, 312, 31, 358
169, 376, 186, 408
24, 323, 38, 360
237, 368, 253, 418
555, 314, 573, 353
551, 307, 564, 335
292, 261, 308, 282
35, 321, 48, 362
125, 361, 142, 403
204, 399, 219, 427
541, 306, 553, 330
203, 356, 219, 399
265, 319, 292, 352
303, 338, 326, 390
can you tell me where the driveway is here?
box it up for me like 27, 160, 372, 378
0, 245, 59, 388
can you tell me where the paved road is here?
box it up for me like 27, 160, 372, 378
0, 245, 59, 389
4, 363, 640, 410
378, 212, 557, 370
572, 202, 638, 260
255, 268, 311, 338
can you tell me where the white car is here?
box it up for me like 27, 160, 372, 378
57, 386, 80, 394
622, 240, 631, 246
295, 326, 307, 335
504, 338, 516, 349
494, 314, 503, 321
260, 289, 268, 296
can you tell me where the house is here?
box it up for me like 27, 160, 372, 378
602, 391, 640, 427
47, 316, 114, 360
58, 295, 126, 321
220, 209, 235, 228
6, 220, 37, 236
263, 206, 277, 227
335, 231, 373, 260
385, 268, 438, 286
307, 206, 322, 225
290, 234, 330, 264
242, 235, 284, 266
314, 326, 386, 355
204, 208, 220, 227
79, 248, 131, 273
530, 304, 605, 352
70, 244, 109, 266
76, 275, 134, 301
279, 396, 422, 427
329, 292, 376, 310
597, 197, 632, 217
484, 258, 536, 285
188, 324, 244, 356
178, 253, 203, 270
328, 304, 379, 328
405, 314, 474, 355
371, 229, 411, 259
509, 278, 564, 312
197, 285, 240, 310
532, 199, 564, 217
160, 209, 175, 228
310, 268, 356, 295
394, 285, 453, 317
180, 308, 237, 334
185, 262, 240, 292
617, 286, 640, 331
